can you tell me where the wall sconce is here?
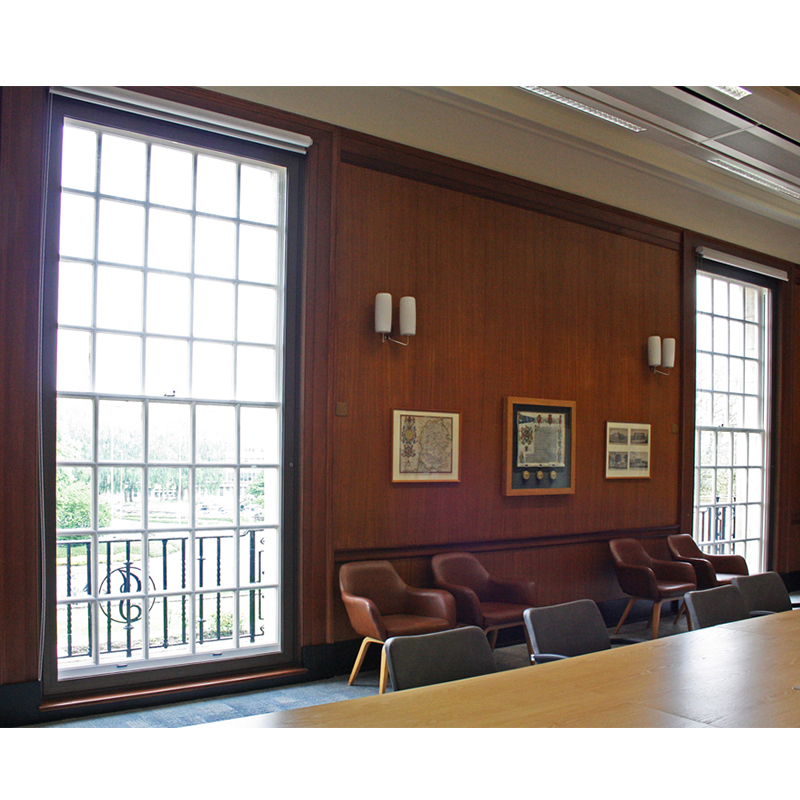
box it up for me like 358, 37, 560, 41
375, 293, 416, 346
648, 336, 675, 375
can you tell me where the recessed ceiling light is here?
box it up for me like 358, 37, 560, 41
518, 86, 647, 132
709, 158, 800, 200
709, 86, 752, 101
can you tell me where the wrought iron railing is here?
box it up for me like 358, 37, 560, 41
57, 529, 266, 661
696, 497, 737, 555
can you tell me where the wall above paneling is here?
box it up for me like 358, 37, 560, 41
211, 86, 800, 264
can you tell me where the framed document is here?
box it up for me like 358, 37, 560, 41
392, 410, 460, 482
503, 398, 575, 495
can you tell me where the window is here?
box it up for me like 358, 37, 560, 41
43, 96, 302, 686
693, 265, 774, 572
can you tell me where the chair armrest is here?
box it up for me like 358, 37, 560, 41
609, 636, 640, 646
672, 555, 716, 587
651, 558, 696, 584
405, 586, 457, 625
340, 591, 386, 640
533, 654, 568, 664
749, 610, 776, 616
433, 581, 483, 626
706, 553, 748, 575
486, 577, 538, 606
614, 563, 658, 598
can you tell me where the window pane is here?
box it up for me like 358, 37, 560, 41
696, 275, 712, 313
239, 225, 279, 285
713, 279, 728, 316
96, 266, 143, 332
195, 468, 236, 527
194, 279, 235, 340
147, 533, 190, 593
98, 467, 143, 529
193, 342, 234, 399
148, 208, 192, 273
196, 154, 237, 217
145, 337, 189, 398
98, 399, 143, 461
98, 199, 145, 266
239, 587, 277, 645
196, 532, 235, 588
148, 468, 191, 527
241, 467, 279, 526
100, 134, 146, 201
57, 467, 94, 529
149, 145, 193, 209
146, 273, 190, 336
57, 397, 93, 461
57, 329, 92, 392
59, 193, 96, 259
238, 284, 277, 344
196, 404, 236, 463
237, 346, 276, 402
62, 125, 97, 192
239, 528, 278, 586
195, 217, 236, 278
240, 165, 279, 224
95, 332, 142, 394
58, 261, 94, 327
241, 406, 280, 464
149, 402, 191, 462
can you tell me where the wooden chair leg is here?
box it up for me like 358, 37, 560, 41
348, 636, 381, 686
378, 644, 388, 694
614, 598, 636, 633
487, 628, 499, 650
681, 600, 693, 631
651, 600, 663, 639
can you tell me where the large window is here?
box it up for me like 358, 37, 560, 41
693, 265, 774, 573
43, 96, 302, 685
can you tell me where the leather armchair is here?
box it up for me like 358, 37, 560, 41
339, 560, 456, 694
609, 538, 696, 639
431, 551, 537, 651
667, 534, 748, 589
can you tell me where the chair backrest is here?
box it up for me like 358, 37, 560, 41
339, 560, 409, 615
667, 534, 705, 561
609, 538, 653, 569
384, 626, 497, 691
523, 600, 611, 658
684, 585, 750, 629
732, 572, 792, 613
431, 552, 491, 598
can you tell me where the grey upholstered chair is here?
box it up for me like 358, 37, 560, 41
731, 572, 797, 614
384, 625, 498, 691
523, 599, 639, 664
684, 584, 750, 629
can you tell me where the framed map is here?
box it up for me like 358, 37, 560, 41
503, 398, 575, 495
392, 410, 460, 482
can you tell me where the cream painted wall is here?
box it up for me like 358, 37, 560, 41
210, 86, 800, 265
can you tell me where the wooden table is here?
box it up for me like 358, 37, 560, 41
207, 611, 800, 727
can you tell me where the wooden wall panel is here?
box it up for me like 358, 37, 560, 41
329, 164, 682, 571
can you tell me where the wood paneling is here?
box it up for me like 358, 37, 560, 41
329, 163, 682, 559
0, 87, 48, 684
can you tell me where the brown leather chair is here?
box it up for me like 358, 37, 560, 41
431, 551, 537, 651
339, 560, 457, 694
609, 538, 696, 639
667, 533, 748, 589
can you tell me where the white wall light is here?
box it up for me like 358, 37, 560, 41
648, 335, 675, 375
376, 293, 416, 346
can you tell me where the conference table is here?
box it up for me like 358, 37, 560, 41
208, 611, 800, 727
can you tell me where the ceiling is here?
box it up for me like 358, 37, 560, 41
409, 86, 800, 233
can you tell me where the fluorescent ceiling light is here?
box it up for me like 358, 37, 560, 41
709, 86, 752, 101
518, 86, 646, 132
709, 158, 800, 200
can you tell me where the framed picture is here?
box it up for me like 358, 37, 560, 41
503, 398, 575, 495
392, 410, 460, 482
606, 422, 651, 479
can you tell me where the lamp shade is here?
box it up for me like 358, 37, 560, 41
647, 336, 661, 367
399, 296, 416, 337
375, 293, 392, 334
662, 338, 676, 369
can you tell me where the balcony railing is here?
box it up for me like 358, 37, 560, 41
57, 529, 269, 663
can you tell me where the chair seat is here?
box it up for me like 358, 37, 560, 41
656, 579, 696, 599
383, 614, 454, 638
479, 602, 530, 628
